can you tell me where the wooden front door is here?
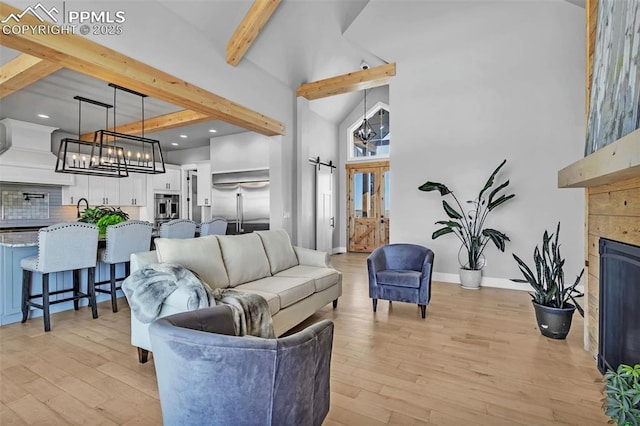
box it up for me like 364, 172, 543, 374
347, 161, 389, 252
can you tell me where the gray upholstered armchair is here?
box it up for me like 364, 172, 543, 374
367, 244, 434, 318
149, 306, 334, 426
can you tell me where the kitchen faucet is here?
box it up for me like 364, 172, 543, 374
76, 197, 89, 218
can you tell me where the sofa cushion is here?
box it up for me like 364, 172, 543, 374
231, 288, 281, 316
256, 230, 299, 275
155, 236, 229, 289
217, 233, 271, 287
275, 265, 340, 292
376, 270, 421, 288
237, 277, 315, 309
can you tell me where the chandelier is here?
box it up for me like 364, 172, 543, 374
355, 89, 376, 144
55, 84, 166, 178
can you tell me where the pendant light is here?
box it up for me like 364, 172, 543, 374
356, 89, 376, 144
55, 96, 128, 178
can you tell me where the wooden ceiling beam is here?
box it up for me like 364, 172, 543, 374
79, 110, 211, 142
0, 53, 61, 99
226, 0, 281, 67
0, 2, 284, 136
296, 63, 396, 100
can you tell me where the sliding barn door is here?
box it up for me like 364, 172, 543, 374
347, 161, 389, 253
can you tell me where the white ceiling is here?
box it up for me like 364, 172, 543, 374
0, 48, 247, 152
0, 0, 387, 147
162, 0, 386, 123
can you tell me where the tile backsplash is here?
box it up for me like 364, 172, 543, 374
2, 190, 50, 220
0, 183, 76, 228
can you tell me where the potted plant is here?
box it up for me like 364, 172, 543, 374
418, 159, 515, 289
512, 222, 584, 339
603, 364, 640, 425
78, 206, 129, 235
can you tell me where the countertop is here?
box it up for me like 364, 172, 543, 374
0, 229, 161, 248
0, 231, 40, 247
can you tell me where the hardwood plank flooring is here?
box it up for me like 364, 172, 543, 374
0, 253, 608, 425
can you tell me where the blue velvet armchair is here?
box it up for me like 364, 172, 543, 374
367, 244, 434, 318
149, 306, 334, 426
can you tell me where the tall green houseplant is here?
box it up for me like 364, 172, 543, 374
418, 159, 515, 289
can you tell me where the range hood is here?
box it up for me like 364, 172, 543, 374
0, 118, 73, 185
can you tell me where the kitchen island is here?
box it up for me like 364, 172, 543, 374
0, 231, 130, 326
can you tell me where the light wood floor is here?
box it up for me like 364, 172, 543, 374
0, 253, 608, 425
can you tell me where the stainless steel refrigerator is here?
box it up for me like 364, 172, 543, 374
211, 170, 270, 235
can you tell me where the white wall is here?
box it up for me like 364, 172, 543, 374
296, 98, 339, 249
346, 1, 586, 284
209, 132, 270, 173
165, 146, 209, 165
337, 86, 389, 251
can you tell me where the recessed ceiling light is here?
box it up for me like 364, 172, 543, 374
208, 129, 217, 133
179, 134, 188, 138
37, 114, 50, 119
171, 142, 179, 146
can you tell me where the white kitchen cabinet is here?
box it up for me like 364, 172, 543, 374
61, 175, 89, 205
88, 176, 120, 206
119, 174, 147, 206
196, 162, 212, 206
152, 166, 181, 192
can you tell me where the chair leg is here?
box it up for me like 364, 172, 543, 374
110, 264, 118, 313
419, 304, 426, 319
88, 267, 98, 319
73, 269, 80, 311
332, 299, 338, 309
372, 299, 378, 312
21, 270, 31, 323
42, 273, 51, 332
137, 347, 149, 364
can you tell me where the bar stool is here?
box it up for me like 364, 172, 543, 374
96, 220, 153, 313
199, 217, 227, 236
21, 222, 99, 332
159, 219, 197, 239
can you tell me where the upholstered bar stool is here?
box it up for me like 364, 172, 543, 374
21, 222, 99, 332
97, 220, 153, 313
159, 219, 196, 239
199, 217, 227, 236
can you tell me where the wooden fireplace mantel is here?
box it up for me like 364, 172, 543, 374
558, 129, 640, 188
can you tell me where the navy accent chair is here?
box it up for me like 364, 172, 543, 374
367, 244, 434, 318
149, 306, 334, 426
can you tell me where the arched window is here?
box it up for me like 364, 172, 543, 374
348, 102, 390, 160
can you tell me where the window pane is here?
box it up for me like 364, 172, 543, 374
352, 107, 390, 158
353, 172, 375, 218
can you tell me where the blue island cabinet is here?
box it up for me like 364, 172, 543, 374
0, 244, 126, 326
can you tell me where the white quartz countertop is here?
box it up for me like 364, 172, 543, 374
0, 231, 39, 247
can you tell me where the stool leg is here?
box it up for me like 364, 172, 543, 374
88, 267, 98, 319
110, 264, 118, 313
73, 269, 80, 311
21, 270, 31, 323
42, 273, 51, 332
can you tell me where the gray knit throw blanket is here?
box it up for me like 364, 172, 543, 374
123, 263, 274, 338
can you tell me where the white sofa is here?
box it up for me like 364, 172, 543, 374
128, 229, 342, 362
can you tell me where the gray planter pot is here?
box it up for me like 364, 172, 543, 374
459, 268, 482, 290
532, 301, 575, 339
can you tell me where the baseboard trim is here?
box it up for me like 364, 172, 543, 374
332, 247, 347, 254
432, 272, 530, 291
